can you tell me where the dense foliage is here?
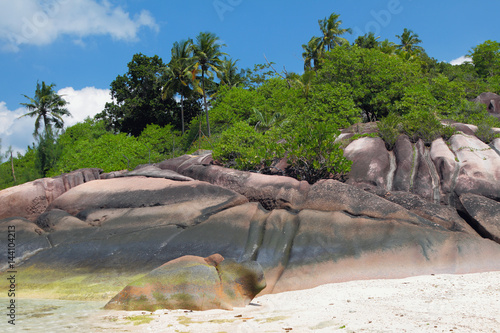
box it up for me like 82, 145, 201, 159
2, 13, 500, 189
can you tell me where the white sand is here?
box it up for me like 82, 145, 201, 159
93, 271, 500, 332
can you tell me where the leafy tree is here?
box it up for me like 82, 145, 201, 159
57, 117, 108, 148
242, 63, 276, 89
51, 132, 150, 174
355, 32, 380, 49
96, 53, 179, 136
0, 146, 40, 189
395, 28, 424, 55
469, 40, 500, 78
316, 45, 423, 121
19, 81, 70, 138
163, 39, 197, 134
318, 12, 352, 51
190, 32, 227, 137
35, 129, 61, 177
138, 124, 182, 159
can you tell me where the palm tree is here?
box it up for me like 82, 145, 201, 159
163, 39, 196, 134
219, 57, 246, 88
190, 32, 227, 137
355, 32, 380, 49
252, 108, 285, 133
395, 28, 423, 54
318, 12, 352, 51
19, 81, 70, 137
302, 36, 323, 70
294, 70, 316, 99
379, 39, 397, 55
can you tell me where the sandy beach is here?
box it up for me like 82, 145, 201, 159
6, 271, 498, 332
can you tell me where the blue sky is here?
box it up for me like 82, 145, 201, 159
0, 0, 498, 155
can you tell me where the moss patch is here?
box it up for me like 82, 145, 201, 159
208, 318, 237, 324
177, 315, 195, 326
256, 315, 290, 323
0, 265, 146, 301
125, 314, 154, 325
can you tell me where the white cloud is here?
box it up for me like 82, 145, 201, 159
450, 55, 472, 66
0, 87, 111, 155
58, 86, 111, 126
0, 102, 35, 154
0, 0, 159, 51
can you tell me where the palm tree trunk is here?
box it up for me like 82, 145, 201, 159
10, 151, 16, 184
180, 94, 185, 135
202, 71, 211, 137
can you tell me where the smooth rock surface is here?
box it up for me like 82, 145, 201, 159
460, 193, 500, 243
104, 254, 266, 311
344, 137, 391, 191
0, 168, 102, 221
450, 134, 500, 201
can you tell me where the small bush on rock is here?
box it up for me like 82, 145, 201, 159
475, 122, 500, 143
279, 122, 352, 183
213, 121, 352, 184
377, 113, 403, 150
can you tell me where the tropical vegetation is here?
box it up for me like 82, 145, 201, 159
1, 13, 500, 189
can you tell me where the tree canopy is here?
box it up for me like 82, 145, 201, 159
19, 81, 70, 138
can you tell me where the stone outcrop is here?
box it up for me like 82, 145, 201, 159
0, 168, 102, 221
449, 134, 500, 201
340, 134, 500, 207
474, 92, 500, 114
392, 135, 414, 192
343, 137, 391, 192
460, 194, 500, 243
104, 254, 266, 311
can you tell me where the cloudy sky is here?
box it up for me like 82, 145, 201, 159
0, 0, 498, 154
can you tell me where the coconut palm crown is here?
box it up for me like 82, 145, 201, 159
19, 81, 71, 138
190, 32, 227, 137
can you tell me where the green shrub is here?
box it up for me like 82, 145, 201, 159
377, 111, 457, 148
402, 111, 456, 145
377, 113, 403, 150
475, 122, 500, 143
213, 121, 351, 183
280, 122, 352, 183
212, 121, 270, 170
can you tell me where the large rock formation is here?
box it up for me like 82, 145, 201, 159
460, 194, 500, 243
474, 92, 500, 114
0, 132, 499, 311
0, 168, 102, 221
104, 254, 266, 311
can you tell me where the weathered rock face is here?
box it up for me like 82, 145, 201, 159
460, 194, 500, 243
0, 168, 102, 221
158, 155, 310, 211
430, 138, 459, 205
341, 133, 500, 206
492, 138, 500, 155
450, 134, 500, 201
392, 135, 414, 192
380, 191, 475, 233
104, 254, 266, 311
474, 92, 500, 114
343, 137, 391, 192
